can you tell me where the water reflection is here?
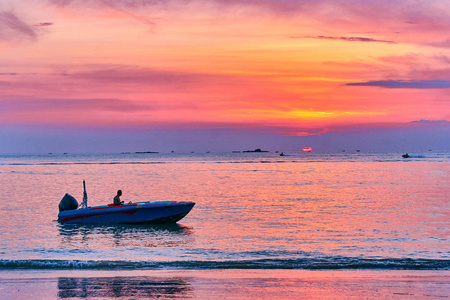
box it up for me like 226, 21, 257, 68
57, 276, 193, 299
57, 223, 194, 248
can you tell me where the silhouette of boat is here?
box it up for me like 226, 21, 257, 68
402, 153, 410, 158
135, 151, 159, 154
243, 148, 269, 153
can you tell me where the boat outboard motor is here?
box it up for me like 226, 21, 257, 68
59, 193, 79, 212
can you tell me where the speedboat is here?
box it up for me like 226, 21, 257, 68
58, 200, 195, 224
57, 181, 195, 224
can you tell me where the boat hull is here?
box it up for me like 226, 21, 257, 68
58, 201, 195, 224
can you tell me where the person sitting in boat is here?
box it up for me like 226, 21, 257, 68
113, 190, 124, 205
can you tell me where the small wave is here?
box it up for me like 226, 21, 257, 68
1, 258, 449, 270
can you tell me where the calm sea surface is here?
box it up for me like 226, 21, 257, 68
0, 151, 449, 270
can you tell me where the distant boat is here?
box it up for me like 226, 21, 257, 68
402, 153, 410, 158
58, 181, 195, 224
243, 148, 269, 153
135, 151, 159, 154
302, 147, 313, 152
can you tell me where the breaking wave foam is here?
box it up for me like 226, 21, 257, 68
1, 258, 449, 270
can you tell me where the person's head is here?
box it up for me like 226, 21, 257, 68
117, 190, 122, 196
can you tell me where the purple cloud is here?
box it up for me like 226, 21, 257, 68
346, 80, 450, 89
45, 0, 450, 27
33, 22, 54, 27
64, 65, 246, 90
428, 39, 450, 48
411, 119, 449, 124
295, 35, 396, 44
69, 67, 199, 84
0, 11, 37, 41
0, 98, 197, 114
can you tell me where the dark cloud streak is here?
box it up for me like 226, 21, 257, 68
33, 22, 53, 27
0, 11, 37, 41
346, 80, 450, 89
297, 35, 396, 44
412, 119, 449, 124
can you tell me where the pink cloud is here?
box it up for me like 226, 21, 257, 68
69, 66, 211, 86
428, 39, 450, 48
0, 98, 197, 114
297, 35, 397, 44
0, 11, 37, 41
33, 22, 53, 27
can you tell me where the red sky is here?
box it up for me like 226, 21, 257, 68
0, 0, 449, 153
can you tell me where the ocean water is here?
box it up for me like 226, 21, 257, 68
0, 151, 449, 270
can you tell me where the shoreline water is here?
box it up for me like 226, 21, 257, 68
1, 269, 449, 299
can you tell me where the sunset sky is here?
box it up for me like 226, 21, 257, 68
1, 0, 449, 153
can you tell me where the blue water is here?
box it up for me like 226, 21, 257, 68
0, 151, 449, 270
